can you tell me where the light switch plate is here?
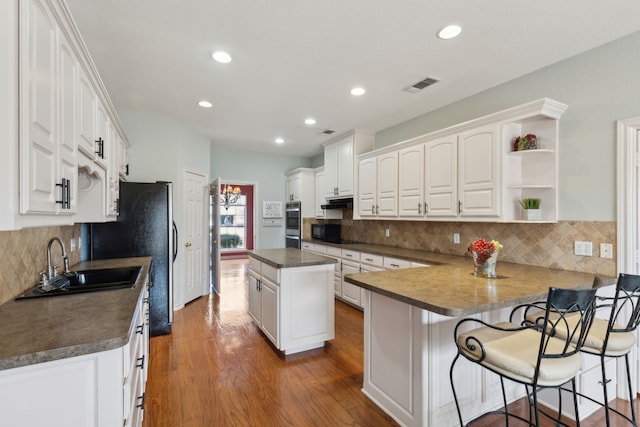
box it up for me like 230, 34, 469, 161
574, 241, 593, 256
453, 233, 460, 244
600, 243, 613, 259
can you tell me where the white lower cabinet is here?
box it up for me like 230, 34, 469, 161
0, 285, 149, 427
248, 255, 335, 355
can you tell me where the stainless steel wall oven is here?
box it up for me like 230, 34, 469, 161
285, 201, 301, 248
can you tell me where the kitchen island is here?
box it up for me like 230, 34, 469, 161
248, 248, 337, 355
344, 253, 614, 427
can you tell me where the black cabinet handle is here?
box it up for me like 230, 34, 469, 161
125, 164, 130, 176
94, 137, 104, 158
136, 393, 145, 410
136, 355, 145, 370
136, 324, 144, 335
56, 178, 70, 209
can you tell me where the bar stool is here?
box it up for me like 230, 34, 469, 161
579, 273, 640, 426
450, 287, 598, 426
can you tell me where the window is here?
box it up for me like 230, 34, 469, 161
219, 195, 246, 251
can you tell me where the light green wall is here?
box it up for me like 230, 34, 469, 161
376, 30, 640, 222
210, 145, 311, 249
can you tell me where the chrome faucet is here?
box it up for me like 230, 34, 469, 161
46, 237, 69, 279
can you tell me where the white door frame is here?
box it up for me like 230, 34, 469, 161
616, 116, 640, 398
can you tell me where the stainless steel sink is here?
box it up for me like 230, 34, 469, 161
16, 266, 142, 300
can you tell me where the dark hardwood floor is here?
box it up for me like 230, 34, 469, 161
142, 259, 638, 426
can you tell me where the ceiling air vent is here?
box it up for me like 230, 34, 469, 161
403, 76, 439, 93
320, 129, 336, 135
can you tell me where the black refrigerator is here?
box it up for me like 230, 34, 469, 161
84, 182, 177, 336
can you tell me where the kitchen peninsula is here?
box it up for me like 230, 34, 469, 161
248, 248, 337, 355
343, 252, 613, 427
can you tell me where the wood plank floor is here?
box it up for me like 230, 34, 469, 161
143, 259, 639, 426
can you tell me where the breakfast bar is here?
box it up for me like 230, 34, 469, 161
344, 253, 614, 427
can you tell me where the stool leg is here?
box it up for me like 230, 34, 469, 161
600, 354, 612, 426
572, 378, 581, 427
499, 377, 509, 427
450, 353, 466, 427
624, 353, 637, 426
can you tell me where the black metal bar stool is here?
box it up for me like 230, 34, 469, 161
450, 287, 598, 426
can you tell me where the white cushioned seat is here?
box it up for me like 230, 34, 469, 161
458, 326, 583, 387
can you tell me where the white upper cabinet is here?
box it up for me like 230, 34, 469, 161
356, 98, 567, 223
398, 143, 425, 217
357, 152, 398, 218
324, 131, 374, 200
457, 124, 499, 217
284, 168, 315, 218
19, 0, 77, 217
0, 0, 130, 229
424, 135, 458, 218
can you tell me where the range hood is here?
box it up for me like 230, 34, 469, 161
321, 198, 353, 210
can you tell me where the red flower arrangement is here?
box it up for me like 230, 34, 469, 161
468, 239, 503, 264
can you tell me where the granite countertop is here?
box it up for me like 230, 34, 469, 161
343, 251, 614, 317
0, 257, 151, 371
250, 248, 337, 268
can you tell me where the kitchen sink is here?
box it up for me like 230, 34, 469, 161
15, 266, 143, 300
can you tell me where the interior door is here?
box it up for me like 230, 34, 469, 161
210, 177, 221, 293
182, 170, 207, 305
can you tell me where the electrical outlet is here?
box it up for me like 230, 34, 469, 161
574, 241, 593, 256
385, 228, 390, 238
600, 243, 613, 259
69, 238, 76, 252
453, 233, 460, 244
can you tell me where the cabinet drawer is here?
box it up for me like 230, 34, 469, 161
326, 246, 341, 257
384, 257, 411, 270
360, 252, 383, 267
301, 242, 314, 251
261, 263, 279, 284
313, 244, 327, 254
249, 257, 261, 272
341, 249, 360, 262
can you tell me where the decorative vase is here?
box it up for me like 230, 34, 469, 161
472, 251, 498, 278
524, 208, 542, 221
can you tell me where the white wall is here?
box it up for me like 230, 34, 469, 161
119, 111, 210, 308
376, 30, 640, 222
210, 144, 311, 249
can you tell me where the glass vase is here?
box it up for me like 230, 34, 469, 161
472, 251, 498, 278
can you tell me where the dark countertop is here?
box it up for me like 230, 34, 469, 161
0, 257, 151, 371
249, 248, 337, 269
303, 240, 614, 317
344, 252, 614, 317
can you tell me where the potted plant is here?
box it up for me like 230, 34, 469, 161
520, 198, 542, 221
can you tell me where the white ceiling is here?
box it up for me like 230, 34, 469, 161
65, 0, 640, 158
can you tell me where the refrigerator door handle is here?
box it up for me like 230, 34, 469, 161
172, 221, 178, 262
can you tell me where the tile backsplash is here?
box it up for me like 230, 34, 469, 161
304, 215, 616, 277
0, 224, 82, 305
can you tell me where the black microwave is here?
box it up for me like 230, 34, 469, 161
311, 224, 341, 243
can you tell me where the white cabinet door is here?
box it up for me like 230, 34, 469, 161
458, 124, 499, 217
425, 135, 458, 218
337, 135, 354, 197
94, 101, 109, 170
398, 144, 424, 218
324, 141, 338, 199
20, 0, 58, 214
260, 276, 279, 347
78, 68, 97, 159
314, 169, 325, 217
358, 157, 376, 217
341, 261, 361, 306
248, 269, 261, 324
376, 152, 398, 217
57, 30, 78, 214
119, 138, 129, 180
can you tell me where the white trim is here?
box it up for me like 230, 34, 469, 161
616, 116, 640, 400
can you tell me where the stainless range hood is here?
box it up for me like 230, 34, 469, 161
321, 198, 353, 210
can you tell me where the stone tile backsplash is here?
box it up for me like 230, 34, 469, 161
0, 224, 82, 305
304, 216, 616, 277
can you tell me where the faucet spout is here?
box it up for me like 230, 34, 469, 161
47, 237, 68, 279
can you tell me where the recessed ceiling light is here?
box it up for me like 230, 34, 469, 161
350, 87, 366, 96
274, 137, 284, 144
437, 24, 462, 40
198, 100, 213, 108
304, 118, 317, 125
212, 51, 232, 63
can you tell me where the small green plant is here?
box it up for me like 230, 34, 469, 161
520, 198, 541, 209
